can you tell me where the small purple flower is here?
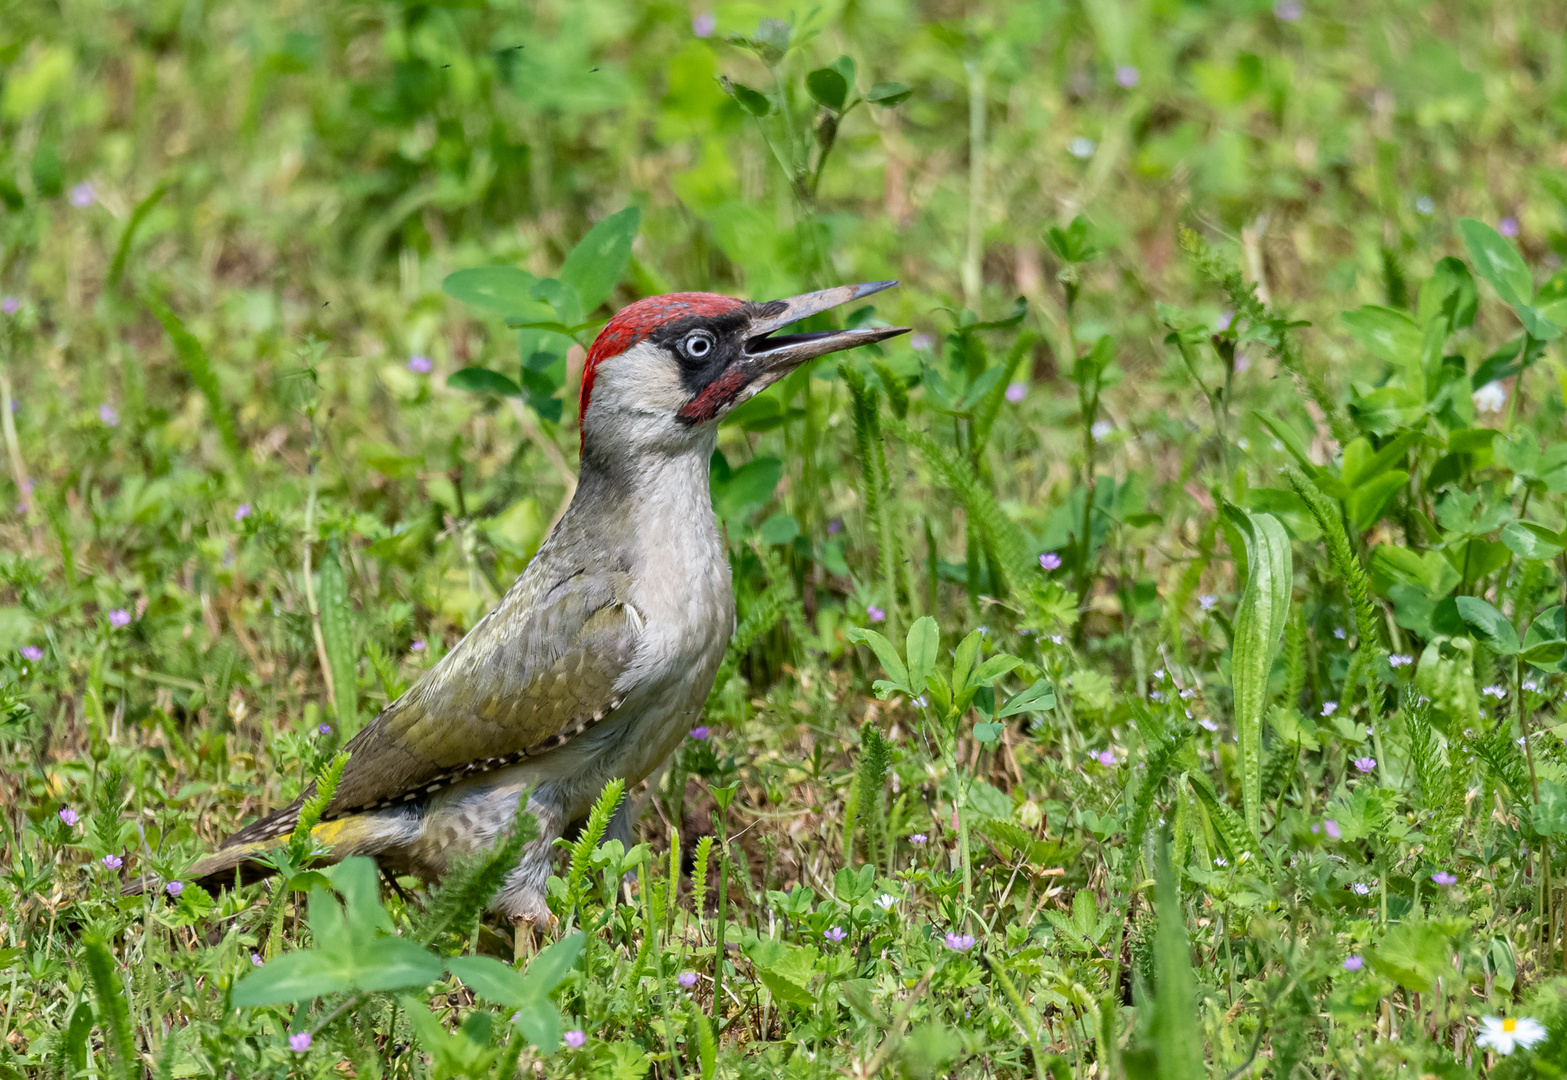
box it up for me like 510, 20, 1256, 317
1321, 701, 1337, 716
317, 722, 332, 735
1214, 309, 1234, 332
1388, 654, 1412, 668
288, 1032, 311, 1053
866, 605, 886, 623
165, 880, 184, 897
1342, 955, 1363, 972
908, 833, 928, 846
1353, 756, 1376, 773
59, 807, 78, 827
1198, 718, 1219, 732
69, 182, 96, 208
1333, 627, 1347, 640
251, 952, 264, 966
1039, 552, 1062, 571
563, 1030, 586, 1049
0, 297, 18, 316
1323, 819, 1341, 840
943, 932, 976, 952
692, 12, 716, 37
1351, 882, 1372, 896
1431, 871, 1457, 886
1499, 217, 1520, 238
1069, 137, 1096, 159
102, 853, 123, 869
827, 517, 843, 535
98, 404, 119, 427
1198, 594, 1218, 611
1234, 353, 1250, 374
407, 354, 433, 375
1482, 685, 1506, 699
108, 609, 131, 628
1090, 419, 1113, 440
688, 726, 710, 740
234, 504, 251, 522
1114, 65, 1140, 88
1095, 750, 1116, 767
1273, 0, 1303, 20
677, 971, 698, 988
910, 333, 935, 351
1005, 382, 1026, 403
20, 645, 43, 662
824, 926, 847, 943
410, 639, 427, 652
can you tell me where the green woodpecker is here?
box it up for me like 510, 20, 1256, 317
140, 281, 906, 935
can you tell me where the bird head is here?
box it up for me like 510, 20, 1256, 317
578, 281, 908, 462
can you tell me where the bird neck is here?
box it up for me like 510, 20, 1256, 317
565, 429, 722, 560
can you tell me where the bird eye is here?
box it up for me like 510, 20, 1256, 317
683, 330, 714, 358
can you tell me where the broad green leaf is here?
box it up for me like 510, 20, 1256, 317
447, 955, 529, 1005
1458, 218, 1532, 308
1501, 521, 1565, 560
231, 950, 353, 1006
1341, 306, 1423, 392
806, 67, 848, 110
904, 617, 939, 696
1369, 921, 1450, 993
1223, 507, 1292, 840
1252, 410, 1317, 473
559, 207, 640, 316
518, 931, 585, 997
1534, 780, 1567, 836
1523, 606, 1567, 673
973, 722, 1004, 745
1346, 470, 1408, 531
447, 367, 524, 398
757, 969, 815, 1008
844, 627, 910, 692
949, 628, 982, 699
866, 81, 913, 106
442, 267, 548, 319
1453, 596, 1519, 655
351, 937, 445, 994
511, 996, 563, 1053
972, 654, 1023, 684
727, 81, 771, 116
997, 679, 1056, 717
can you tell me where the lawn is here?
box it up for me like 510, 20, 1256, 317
3, 0, 1567, 1076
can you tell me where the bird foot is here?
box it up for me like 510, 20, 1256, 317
511, 913, 558, 961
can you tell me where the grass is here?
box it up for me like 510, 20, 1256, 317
4, 0, 1567, 1077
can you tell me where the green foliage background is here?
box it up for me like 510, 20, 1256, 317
4, 0, 1567, 1077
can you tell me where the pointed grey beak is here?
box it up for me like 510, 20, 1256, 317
677, 281, 909, 425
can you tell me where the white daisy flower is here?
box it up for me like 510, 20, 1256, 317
1476, 1015, 1546, 1055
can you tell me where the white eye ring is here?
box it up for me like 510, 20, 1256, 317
684, 330, 714, 358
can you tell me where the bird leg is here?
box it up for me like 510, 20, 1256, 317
512, 916, 537, 961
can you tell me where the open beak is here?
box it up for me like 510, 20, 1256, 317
677, 281, 910, 425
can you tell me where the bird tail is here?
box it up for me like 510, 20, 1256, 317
121, 808, 392, 896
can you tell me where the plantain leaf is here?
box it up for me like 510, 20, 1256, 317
1223, 506, 1292, 839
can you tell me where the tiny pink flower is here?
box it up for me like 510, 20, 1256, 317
1095, 750, 1116, 767
1198, 718, 1219, 732
1499, 217, 1520, 238
827, 517, 843, 534
943, 932, 976, 952
108, 609, 131, 628
1321, 701, 1337, 716
1214, 309, 1234, 331
20, 645, 43, 662
677, 971, 698, 988
288, 1032, 311, 1052
1431, 871, 1457, 886
688, 726, 710, 740
1274, 0, 1302, 19
1005, 382, 1026, 403
98, 404, 119, 427
251, 952, 264, 966
1039, 552, 1062, 571
407, 354, 433, 374
866, 605, 885, 623
692, 12, 716, 37
69, 183, 96, 208
59, 807, 78, 827
910, 333, 935, 351
1198, 594, 1217, 611
409, 639, 426, 652
1342, 954, 1363, 971
908, 833, 928, 846
317, 723, 332, 735
0, 297, 18, 316
102, 853, 123, 869
824, 926, 847, 943
563, 1030, 586, 1049
234, 504, 251, 522
1114, 65, 1140, 88
1388, 654, 1412, 668
1353, 756, 1376, 773
165, 880, 183, 897
1323, 819, 1341, 840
